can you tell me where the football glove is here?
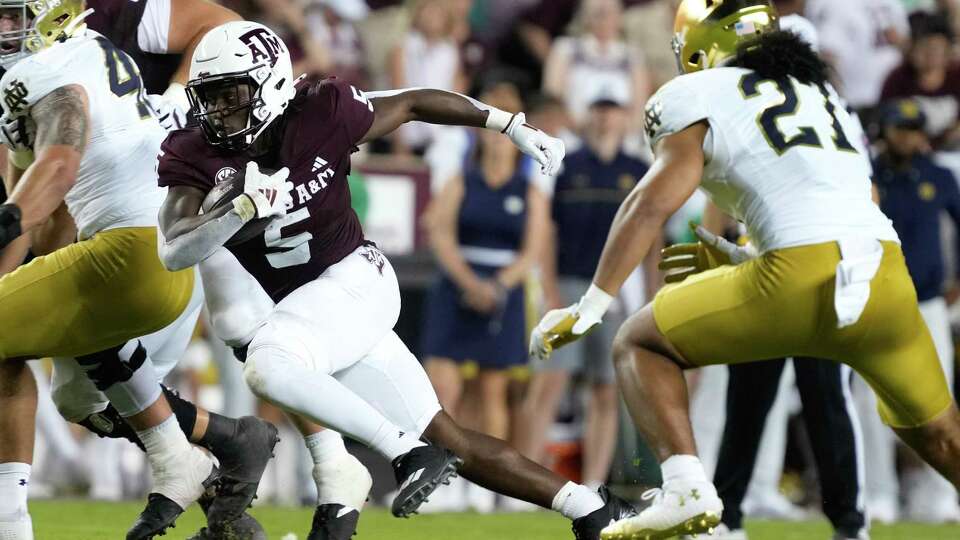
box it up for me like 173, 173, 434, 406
503, 113, 565, 176
658, 224, 758, 283
0, 203, 23, 250
529, 285, 612, 361
146, 93, 188, 132
242, 162, 293, 219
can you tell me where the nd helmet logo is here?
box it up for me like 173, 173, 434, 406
241, 28, 284, 67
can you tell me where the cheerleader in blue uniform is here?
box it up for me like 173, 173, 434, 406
421, 87, 549, 440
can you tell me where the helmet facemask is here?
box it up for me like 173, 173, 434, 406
0, 0, 93, 70
0, 1, 38, 69
186, 65, 276, 152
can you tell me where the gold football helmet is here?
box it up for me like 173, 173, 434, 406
672, 0, 779, 74
0, 0, 92, 68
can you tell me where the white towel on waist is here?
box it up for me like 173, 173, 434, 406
834, 238, 884, 328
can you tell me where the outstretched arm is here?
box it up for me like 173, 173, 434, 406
529, 122, 707, 359
361, 88, 565, 175
0, 85, 88, 249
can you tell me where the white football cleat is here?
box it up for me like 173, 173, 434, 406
313, 451, 373, 510
0, 514, 33, 540
601, 480, 722, 540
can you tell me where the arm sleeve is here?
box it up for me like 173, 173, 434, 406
644, 77, 709, 152
137, 0, 172, 54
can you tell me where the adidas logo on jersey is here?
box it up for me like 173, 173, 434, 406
294, 155, 334, 205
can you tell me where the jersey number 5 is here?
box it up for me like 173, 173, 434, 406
94, 37, 152, 119
739, 73, 857, 156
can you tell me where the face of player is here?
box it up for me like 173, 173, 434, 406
0, 8, 26, 55
884, 126, 930, 160
203, 80, 255, 138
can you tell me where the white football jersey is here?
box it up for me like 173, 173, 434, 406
0, 30, 166, 240
645, 67, 898, 253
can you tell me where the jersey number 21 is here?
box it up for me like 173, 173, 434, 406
739, 73, 857, 156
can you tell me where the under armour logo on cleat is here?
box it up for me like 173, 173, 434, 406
398, 431, 405, 438
18, 479, 27, 486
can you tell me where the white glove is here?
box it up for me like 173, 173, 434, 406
693, 225, 758, 264
242, 162, 293, 219
146, 93, 188, 132
503, 112, 565, 176
529, 284, 612, 361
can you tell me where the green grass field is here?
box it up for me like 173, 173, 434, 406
29, 500, 960, 540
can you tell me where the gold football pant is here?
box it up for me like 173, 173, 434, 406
0, 227, 194, 360
653, 241, 952, 429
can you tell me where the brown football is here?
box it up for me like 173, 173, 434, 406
201, 167, 275, 246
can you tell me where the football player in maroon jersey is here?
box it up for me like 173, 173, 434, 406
156, 20, 635, 540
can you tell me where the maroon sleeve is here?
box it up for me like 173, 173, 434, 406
328, 79, 376, 147
300, 79, 376, 153
157, 130, 213, 192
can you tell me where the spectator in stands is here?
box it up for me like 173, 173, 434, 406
514, 92, 650, 493
807, 0, 908, 110
301, 0, 371, 86
420, 85, 549, 444
861, 99, 960, 523
542, 0, 650, 129
388, 0, 465, 155
882, 12, 960, 148
498, 0, 579, 90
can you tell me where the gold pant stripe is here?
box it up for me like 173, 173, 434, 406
0, 227, 194, 360
653, 241, 952, 429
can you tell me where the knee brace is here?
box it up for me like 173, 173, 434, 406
76, 340, 160, 417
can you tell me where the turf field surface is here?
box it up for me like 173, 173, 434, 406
31, 500, 960, 540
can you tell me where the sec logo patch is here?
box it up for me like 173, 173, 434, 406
215, 166, 238, 184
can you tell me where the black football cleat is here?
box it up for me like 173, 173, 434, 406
572, 486, 639, 540
307, 503, 361, 540
205, 417, 280, 526
390, 445, 463, 518
187, 489, 267, 540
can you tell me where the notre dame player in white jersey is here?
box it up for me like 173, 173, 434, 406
0, 3, 276, 540
531, 1, 960, 539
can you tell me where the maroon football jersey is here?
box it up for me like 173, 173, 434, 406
158, 78, 375, 302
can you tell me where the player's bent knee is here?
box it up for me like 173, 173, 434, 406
242, 351, 273, 399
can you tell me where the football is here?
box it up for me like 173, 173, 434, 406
201, 167, 275, 246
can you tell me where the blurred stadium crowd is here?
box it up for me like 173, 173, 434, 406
17, 0, 960, 529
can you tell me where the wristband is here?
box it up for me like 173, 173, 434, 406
577, 283, 614, 322
232, 195, 256, 222
485, 108, 515, 133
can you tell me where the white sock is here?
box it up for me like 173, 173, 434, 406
244, 347, 424, 461
0, 462, 31, 520
661, 455, 707, 484
135, 415, 192, 466
304, 430, 349, 464
551, 481, 604, 520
